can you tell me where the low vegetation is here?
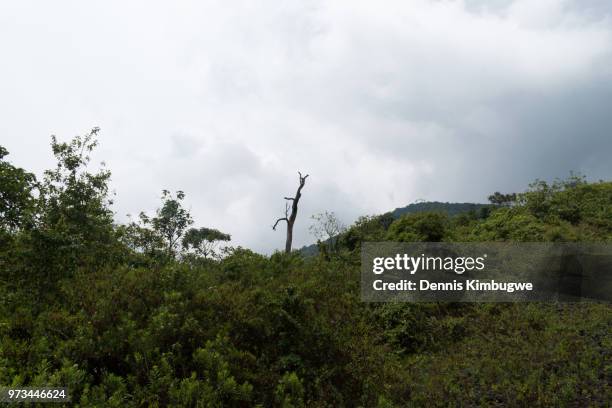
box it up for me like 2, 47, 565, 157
1, 131, 610, 406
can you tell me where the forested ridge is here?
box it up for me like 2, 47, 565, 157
1, 131, 611, 407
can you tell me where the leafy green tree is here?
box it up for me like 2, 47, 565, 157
119, 191, 194, 262
39, 128, 113, 233
386, 212, 449, 242
182, 227, 231, 259
518, 173, 587, 221
29, 128, 117, 280
151, 190, 193, 258
0, 145, 38, 299
469, 207, 547, 242
339, 213, 393, 251
117, 212, 167, 262
0, 146, 37, 233
487, 191, 517, 206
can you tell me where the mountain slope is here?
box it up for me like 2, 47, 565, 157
300, 201, 489, 255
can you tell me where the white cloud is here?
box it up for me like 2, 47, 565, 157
1, 0, 611, 252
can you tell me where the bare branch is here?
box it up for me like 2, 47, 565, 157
284, 197, 295, 201
273, 217, 288, 230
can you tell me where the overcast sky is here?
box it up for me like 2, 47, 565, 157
1, 0, 611, 253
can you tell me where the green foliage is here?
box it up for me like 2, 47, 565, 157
0, 135, 610, 406
373, 303, 468, 354
275, 372, 305, 408
152, 190, 194, 258
469, 207, 548, 242
338, 213, 393, 252
470, 177, 612, 242
182, 227, 231, 260
0, 146, 37, 233
386, 212, 449, 242
403, 303, 612, 406
118, 212, 168, 264
518, 173, 587, 223
39, 128, 114, 241
3, 129, 121, 294
120, 192, 228, 266
488, 191, 517, 206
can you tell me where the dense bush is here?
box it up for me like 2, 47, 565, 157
0, 134, 610, 406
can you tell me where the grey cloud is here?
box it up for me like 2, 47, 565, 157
1, 0, 611, 253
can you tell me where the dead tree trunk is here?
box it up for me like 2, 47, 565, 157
273, 171, 309, 253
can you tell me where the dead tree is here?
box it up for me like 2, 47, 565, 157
273, 171, 309, 253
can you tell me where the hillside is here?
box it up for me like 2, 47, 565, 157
300, 201, 489, 255
1, 136, 611, 406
